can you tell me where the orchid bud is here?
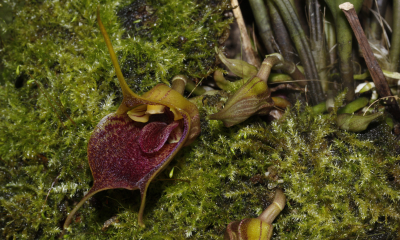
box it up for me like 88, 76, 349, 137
224, 189, 286, 240
336, 112, 383, 132
210, 55, 285, 127
216, 47, 258, 79
209, 76, 273, 127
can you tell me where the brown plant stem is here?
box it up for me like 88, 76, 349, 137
230, 0, 260, 67
249, 0, 275, 54
340, 2, 400, 121
267, 0, 296, 63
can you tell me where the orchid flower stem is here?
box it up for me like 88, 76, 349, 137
171, 75, 187, 95
230, 0, 260, 67
389, 0, 400, 72
214, 70, 231, 89
266, 0, 296, 63
258, 189, 286, 224
249, 0, 275, 54
271, 0, 323, 105
185, 79, 207, 96
257, 56, 281, 82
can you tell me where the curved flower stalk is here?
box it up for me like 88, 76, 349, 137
224, 189, 286, 240
210, 53, 293, 127
63, 7, 200, 231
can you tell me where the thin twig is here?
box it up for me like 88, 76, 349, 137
363, 96, 400, 115
231, 0, 260, 67
40, 173, 60, 218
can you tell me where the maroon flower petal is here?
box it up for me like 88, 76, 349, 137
139, 121, 180, 153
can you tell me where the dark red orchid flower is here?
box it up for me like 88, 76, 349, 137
63, 8, 200, 231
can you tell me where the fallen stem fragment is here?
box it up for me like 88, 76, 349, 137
340, 2, 400, 121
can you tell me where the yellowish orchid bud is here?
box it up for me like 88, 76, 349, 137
224, 189, 286, 240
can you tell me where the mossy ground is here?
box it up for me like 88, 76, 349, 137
1, 0, 400, 239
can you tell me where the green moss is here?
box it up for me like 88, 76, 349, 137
1, 0, 400, 239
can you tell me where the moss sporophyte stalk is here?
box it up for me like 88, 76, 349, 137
1, 0, 400, 239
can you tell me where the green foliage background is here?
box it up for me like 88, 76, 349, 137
0, 0, 400, 239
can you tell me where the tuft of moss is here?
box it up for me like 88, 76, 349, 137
1, 0, 399, 239
0, 0, 231, 238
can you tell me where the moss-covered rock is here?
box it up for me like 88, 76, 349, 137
0, 0, 231, 238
